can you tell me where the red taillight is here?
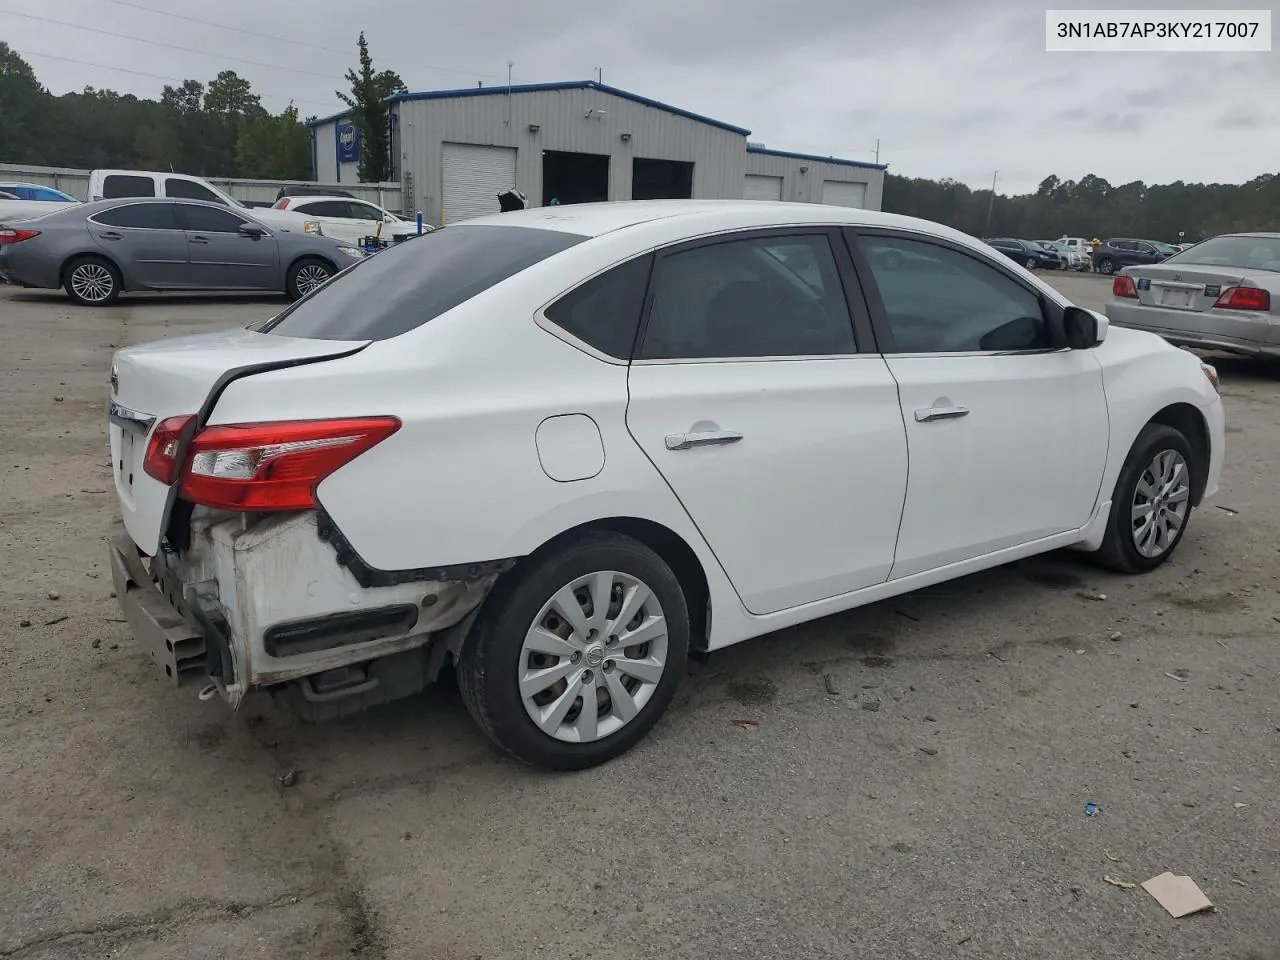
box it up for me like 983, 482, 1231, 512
1112, 275, 1138, 299
143, 415, 196, 484
276, 198, 292, 209
1214, 286, 1270, 311
178, 417, 401, 511
0, 229, 40, 245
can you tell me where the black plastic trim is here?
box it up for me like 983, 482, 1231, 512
314, 508, 518, 588
264, 604, 420, 657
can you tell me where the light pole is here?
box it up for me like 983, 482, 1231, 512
984, 170, 998, 237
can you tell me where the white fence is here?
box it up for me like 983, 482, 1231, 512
0, 163, 403, 212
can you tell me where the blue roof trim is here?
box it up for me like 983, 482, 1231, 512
747, 145, 887, 171
388, 80, 752, 136
307, 108, 351, 128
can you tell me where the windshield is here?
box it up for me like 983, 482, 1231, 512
1164, 235, 1280, 273
259, 224, 586, 340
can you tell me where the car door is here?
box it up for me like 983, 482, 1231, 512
848, 229, 1109, 580
625, 228, 909, 616
175, 203, 280, 290
86, 201, 190, 288
291, 201, 358, 244
345, 200, 388, 242
1132, 241, 1162, 265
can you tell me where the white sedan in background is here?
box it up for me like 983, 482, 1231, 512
271, 194, 424, 245
107, 200, 1224, 770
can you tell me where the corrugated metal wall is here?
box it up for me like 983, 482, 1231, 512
309, 120, 360, 185
394, 87, 749, 226
744, 151, 884, 210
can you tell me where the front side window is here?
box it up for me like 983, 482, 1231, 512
261, 224, 586, 341
177, 205, 250, 233
165, 178, 225, 204
859, 236, 1052, 354
92, 202, 180, 230
639, 233, 856, 360
101, 175, 156, 199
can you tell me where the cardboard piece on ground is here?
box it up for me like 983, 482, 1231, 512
1142, 872, 1214, 917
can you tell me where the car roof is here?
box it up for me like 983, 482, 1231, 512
286, 195, 377, 206
1220, 232, 1280, 239
459, 199, 974, 243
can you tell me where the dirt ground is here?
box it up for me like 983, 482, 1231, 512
1, 274, 1278, 960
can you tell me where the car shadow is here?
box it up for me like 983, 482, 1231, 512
6, 290, 290, 307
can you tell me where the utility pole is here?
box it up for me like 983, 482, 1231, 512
874, 139, 880, 164
595, 66, 603, 84
984, 170, 998, 237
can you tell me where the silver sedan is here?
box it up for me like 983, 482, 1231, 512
0, 198, 364, 306
1105, 233, 1280, 359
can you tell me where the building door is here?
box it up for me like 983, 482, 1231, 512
822, 180, 867, 208
744, 175, 783, 201
442, 143, 517, 224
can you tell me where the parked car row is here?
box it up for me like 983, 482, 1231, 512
0, 197, 364, 304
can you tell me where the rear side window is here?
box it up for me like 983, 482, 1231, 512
295, 201, 353, 218
92, 202, 179, 230
261, 224, 586, 341
165, 178, 225, 204
101, 175, 156, 199
544, 255, 652, 359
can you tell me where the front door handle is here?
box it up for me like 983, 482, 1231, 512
190, 236, 210, 245
914, 405, 969, 423
665, 429, 743, 451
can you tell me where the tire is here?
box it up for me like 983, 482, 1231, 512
1097, 257, 1116, 275
63, 256, 121, 306
457, 531, 690, 770
1025, 257, 1038, 270
286, 257, 334, 301
1092, 423, 1196, 574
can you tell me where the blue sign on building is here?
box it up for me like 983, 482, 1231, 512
336, 121, 361, 163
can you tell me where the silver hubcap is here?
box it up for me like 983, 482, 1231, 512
1131, 449, 1190, 558
71, 263, 114, 302
519, 571, 668, 743
295, 264, 330, 295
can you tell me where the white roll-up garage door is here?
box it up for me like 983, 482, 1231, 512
442, 143, 517, 224
821, 180, 867, 209
743, 174, 783, 201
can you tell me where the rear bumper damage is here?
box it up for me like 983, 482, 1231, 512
108, 511, 499, 712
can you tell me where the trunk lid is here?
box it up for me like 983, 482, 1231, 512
110, 326, 369, 555
1125, 263, 1268, 313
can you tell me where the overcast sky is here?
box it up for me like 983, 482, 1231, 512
5, 0, 1274, 194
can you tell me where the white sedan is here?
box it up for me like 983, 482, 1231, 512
107, 200, 1225, 770
271, 194, 424, 245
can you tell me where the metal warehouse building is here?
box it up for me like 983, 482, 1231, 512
309, 80, 885, 226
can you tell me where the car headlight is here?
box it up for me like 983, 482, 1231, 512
336, 245, 364, 259
304, 221, 322, 235
1200, 361, 1219, 391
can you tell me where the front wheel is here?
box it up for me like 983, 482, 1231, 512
1092, 423, 1196, 574
1097, 257, 1116, 275
457, 531, 690, 770
286, 257, 334, 300
1024, 257, 1038, 270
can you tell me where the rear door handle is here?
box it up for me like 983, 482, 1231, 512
914, 405, 969, 423
190, 236, 210, 245
665, 430, 743, 451
98, 231, 122, 241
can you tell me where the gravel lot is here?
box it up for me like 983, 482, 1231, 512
2, 273, 1277, 960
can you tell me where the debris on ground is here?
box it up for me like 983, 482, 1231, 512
1105, 851, 1122, 863
822, 674, 840, 696
277, 769, 299, 788
1215, 505, 1239, 516
46, 590, 59, 600
91, 639, 101, 649
1110, 631, 1124, 641
1166, 672, 1189, 682
1077, 590, 1107, 602
919, 746, 939, 756
1085, 802, 1100, 817
19, 618, 31, 628
1142, 872, 1214, 918
43, 615, 68, 626
1233, 802, 1248, 809
861, 698, 882, 712
730, 719, 758, 729
1104, 876, 1137, 889
895, 609, 920, 622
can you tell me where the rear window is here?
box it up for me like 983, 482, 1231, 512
1166, 236, 1280, 272
101, 175, 156, 199
260, 224, 587, 341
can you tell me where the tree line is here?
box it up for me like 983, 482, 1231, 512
3, 35, 1277, 239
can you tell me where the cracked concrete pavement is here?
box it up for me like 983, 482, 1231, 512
1, 274, 1277, 959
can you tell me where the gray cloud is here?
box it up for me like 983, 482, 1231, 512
3, 0, 1275, 196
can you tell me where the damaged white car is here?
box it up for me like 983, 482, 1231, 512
109, 200, 1225, 770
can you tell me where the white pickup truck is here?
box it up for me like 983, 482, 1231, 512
1056, 236, 1096, 269
0, 170, 320, 235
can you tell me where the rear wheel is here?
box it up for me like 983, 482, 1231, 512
1093, 423, 1196, 574
286, 257, 334, 300
457, 531, 690, 770
1097, 257, 1116, 275
63, 256, 121, 306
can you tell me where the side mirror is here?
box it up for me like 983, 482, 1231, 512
239, 224, 266, 239
1064, 306, 1105, 348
